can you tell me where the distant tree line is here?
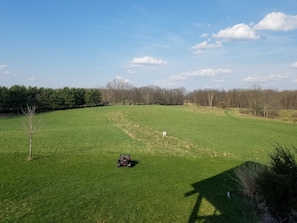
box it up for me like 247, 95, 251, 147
1, 81, 297, 118
0, 85, 102, 112
100, 79, 185, 105
186, 87, 297, 118
100, 79, 297, 118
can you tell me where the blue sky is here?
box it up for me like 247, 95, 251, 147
1, 0, 297, 91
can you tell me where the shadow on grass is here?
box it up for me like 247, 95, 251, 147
185, 161, 259, 223
131, 160, 139, 167
116, 160, 139, 168
32, 155, 56, 160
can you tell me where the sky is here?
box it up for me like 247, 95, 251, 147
1, 0, 297, 91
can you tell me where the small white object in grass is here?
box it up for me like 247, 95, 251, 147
227, 191, 231, 199
162, 131, 167, 137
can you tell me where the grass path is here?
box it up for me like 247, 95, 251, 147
109, 111, 197, 156
108, 111, 236, 159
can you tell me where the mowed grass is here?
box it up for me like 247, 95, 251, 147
0, 105, 296, 222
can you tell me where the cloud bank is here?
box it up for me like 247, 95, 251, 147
171, 68, 232, 81
194, 12, 297, 54
155, 68, 232, 88
243, 74, 290, 82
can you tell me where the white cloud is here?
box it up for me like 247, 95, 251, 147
292, 62, 297, 68
29, 77, 36, 81
130, 56, 167, 66
213, 23, 260, 40
0, 64, 13, 76
155, 68, 231, 88
243, 74, 290, 82
254, 12, 297, 31
126, 69, 136, 74
191, 41, 222, 54
170, 68, 232, 81
116, 76, 131, 84
200, 33, 209, 38
0, 64, 8, 70
154, 79, 182, 88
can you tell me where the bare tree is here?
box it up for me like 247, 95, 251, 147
22, 104, 39, 160
261, 89, 279, 118
105, 78, 134, 105
207, 90, 215, 108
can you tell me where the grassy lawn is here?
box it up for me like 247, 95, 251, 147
1, 105, 296, 222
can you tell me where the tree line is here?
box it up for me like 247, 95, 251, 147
186, 87, 297, 118
100, 79, 297, 118
100, 79, 185, 105
0, 85, 102, 112
1, 81, 297, 118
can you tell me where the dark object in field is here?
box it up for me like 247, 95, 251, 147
117, 154, 132, 167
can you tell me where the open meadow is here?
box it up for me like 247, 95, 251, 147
1, 105, 296, 222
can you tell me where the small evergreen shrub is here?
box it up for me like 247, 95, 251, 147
256, 145, 297, 222
233, 145, 297, 222
232, 161, 267, 222
232, 161, 266, 199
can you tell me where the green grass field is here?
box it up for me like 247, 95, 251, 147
1, 105, 296, 222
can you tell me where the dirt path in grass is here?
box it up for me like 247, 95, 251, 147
108, 112, 234, 158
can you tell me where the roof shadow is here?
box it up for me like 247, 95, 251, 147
185, 161, 260, 223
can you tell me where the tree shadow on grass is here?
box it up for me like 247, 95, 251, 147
185, 161, 259, 223
30, 154, 57, 161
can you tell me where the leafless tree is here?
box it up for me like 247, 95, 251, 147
261, 89, 280, 118
246, 86, 262, 115
105, 79, 134, 105
138, 86, 155, 105
207, 89, 215, 108
22, 104, 39, 160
